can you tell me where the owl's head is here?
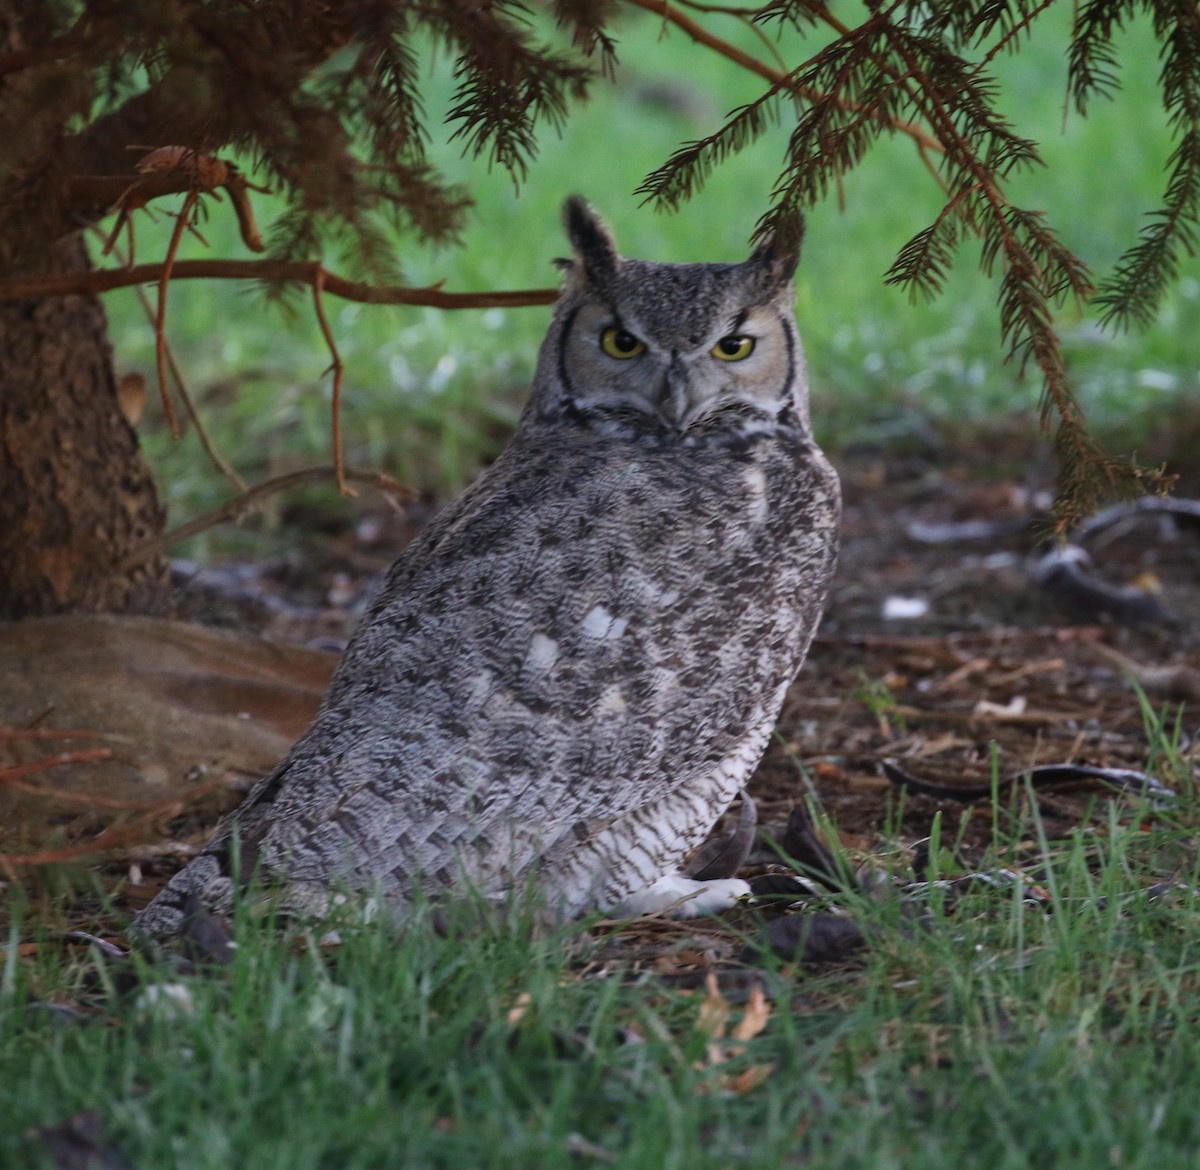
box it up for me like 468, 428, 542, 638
530, 197, 809, 444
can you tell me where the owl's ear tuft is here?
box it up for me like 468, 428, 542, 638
563, 196, 620, 286
746, 215, 804, 293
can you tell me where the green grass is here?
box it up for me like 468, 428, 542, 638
5, 703, 1200, 1168
97, 3, 1199, 536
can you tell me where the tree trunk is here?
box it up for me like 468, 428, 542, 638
0, 236, 169, 620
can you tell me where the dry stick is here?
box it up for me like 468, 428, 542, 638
113, 464, 411, 574
0, 728, 113, 741
312, 268, 354, 498
101, 199, 136, 261
2, 769, 232, 813
622, 0, 944, 155
0, 259, 559, 308
0, 748, 114, 782
0, 775, 232, 868
1, 776, 181, 812
1, 815, 176, 868
154, 190, 197, 438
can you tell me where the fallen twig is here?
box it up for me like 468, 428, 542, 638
1084, 641, 1200, 704
819, 626, 1112, 651
1077, 495, 1200, 543
882, 759, 1176, 806
0, 815, 171, 868
0, 775, 187, 812
0, 776, 231, 868
0, 728, 114, 741
0, 748, 114, 783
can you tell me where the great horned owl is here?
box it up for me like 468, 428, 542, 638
136, 198, 841, 936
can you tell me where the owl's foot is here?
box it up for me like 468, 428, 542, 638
616, 873, 751, 919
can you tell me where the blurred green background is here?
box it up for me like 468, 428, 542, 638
100, 4, 1198, 539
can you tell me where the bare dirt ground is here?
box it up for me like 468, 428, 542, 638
4, 416, 1199, 955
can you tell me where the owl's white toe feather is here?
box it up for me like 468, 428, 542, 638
616, 873, 752, 918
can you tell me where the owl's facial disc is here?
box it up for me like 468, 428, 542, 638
559, 299, 795, 438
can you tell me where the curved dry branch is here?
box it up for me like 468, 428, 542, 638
0, 260, 560, 309
312, 269, 354, 497
106, 240, 248, 494
154, 190, 197, 438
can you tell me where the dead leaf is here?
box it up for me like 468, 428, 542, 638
565, 1133, 616, 1162
718, 1063, 775, 1095
695, 972, 730, 1041
693, 974, 773, 1085
810, 759, 850, 782
730, 985, 770, 1043
117, 372, 145, 425
506, 991, 532, 1027
972, 695, 1027, 720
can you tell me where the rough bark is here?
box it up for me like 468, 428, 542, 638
0, 235, 169, 620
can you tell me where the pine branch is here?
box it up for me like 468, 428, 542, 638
1094, 0, 1200, 329
1068, 0, 1138, 114
3, 0, 1194, 527
862, 13, 1162, 524
921, 0, 1053, 49
1096, 131, 1200, 328
554, 0, 621, 77
755, 1, 853, 35
756, 20, 925, 236
884, 183, 977, 301
975, 0, 1060, 65
436, 0, 593, 183
624, 0, 944, 154
637, 90, 784, 209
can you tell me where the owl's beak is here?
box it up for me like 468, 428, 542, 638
657, 357, 694, 431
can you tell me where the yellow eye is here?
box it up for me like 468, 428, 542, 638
600, 327, 646, 359
711, 335, 755, 361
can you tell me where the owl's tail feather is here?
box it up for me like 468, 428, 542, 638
131, 840, 237, 941
133, 758, 297, 940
